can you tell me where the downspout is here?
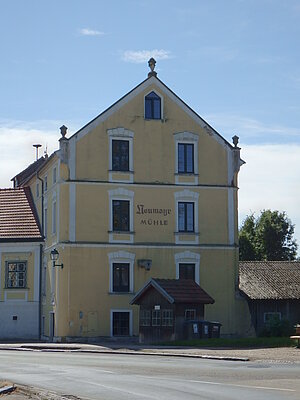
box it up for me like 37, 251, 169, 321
39, 243, 43, 340
37, 174, 44, 340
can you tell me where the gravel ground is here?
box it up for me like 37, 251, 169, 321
137, 345, 300, 363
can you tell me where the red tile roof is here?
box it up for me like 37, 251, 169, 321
0, 187, 43, 241
131, 278, 215, 305
239, 261, 300, 299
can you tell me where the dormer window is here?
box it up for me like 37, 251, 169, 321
145, 91, 161, 119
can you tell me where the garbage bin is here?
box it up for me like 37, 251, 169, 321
209, 321, 222, 338
184, 320, 201, 340
198, 320, 210, 339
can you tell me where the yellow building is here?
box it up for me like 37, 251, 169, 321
15, 60, 252, 340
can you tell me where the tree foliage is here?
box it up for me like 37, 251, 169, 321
239, 210, 298, 261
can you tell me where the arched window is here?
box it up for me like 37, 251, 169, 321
145, 91, 161, 119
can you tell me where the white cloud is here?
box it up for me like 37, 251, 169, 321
0, 122, 61, 187
79, 28, 104, 36
239, 144, 300, 252
122, 49, 172, 63
205, 113, 300, 141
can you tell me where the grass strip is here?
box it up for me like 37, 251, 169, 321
161, 337, 295, 348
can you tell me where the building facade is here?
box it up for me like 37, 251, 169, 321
0, 188, 43, 339
15, 63, 252, 340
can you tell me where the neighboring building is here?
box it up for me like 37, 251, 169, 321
12, 61, 251, 341
131, 278, 214, 343
239, 261, 300, 334
0, 188, 43, 339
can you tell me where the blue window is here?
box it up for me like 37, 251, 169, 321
178, 202, 194, 232
145, 91, 161, 119
178, 143, 194, 173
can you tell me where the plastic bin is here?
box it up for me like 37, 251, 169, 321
184, 320, 201, 339
209, 321, 222, 338
198, 320, 210, 339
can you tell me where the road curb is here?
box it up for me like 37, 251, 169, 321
0, 346, 249, 362
0, 385, 15, 395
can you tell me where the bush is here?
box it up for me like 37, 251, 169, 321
259, 317, 294, 337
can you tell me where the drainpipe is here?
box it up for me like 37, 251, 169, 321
39, 243, 43, 340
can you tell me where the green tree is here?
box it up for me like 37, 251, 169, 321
239, 210, 298, 261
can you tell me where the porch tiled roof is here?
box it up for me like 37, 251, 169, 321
131, 278, 215, 305
0, 187, 43, 241
239, 261, 300, 300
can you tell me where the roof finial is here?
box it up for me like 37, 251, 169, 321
60, 125, 68, 138
232, 135, 239, 148
148, 58, 157, 77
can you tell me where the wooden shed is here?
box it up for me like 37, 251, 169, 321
131, 278, 214, 343
239, 261, 300, 335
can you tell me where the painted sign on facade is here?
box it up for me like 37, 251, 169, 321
136, 204, 172, 226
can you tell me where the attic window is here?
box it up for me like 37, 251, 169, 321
145, 91, 161, 119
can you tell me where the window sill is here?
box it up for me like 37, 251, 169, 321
108, 231, 135, 234
109, 231, 134, 244
109, 170, 134, 174
175, 232, 199, 245
175, 173, 198, 176
108, 291, 135, 295
109, 170, 134, 183
175, 231, 199, 235
4, 287, 29, 290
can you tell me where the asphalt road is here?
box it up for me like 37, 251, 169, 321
0, 350, 299, 400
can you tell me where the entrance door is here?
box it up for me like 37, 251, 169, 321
112, 311, 130, 336
49, 312, 55, 341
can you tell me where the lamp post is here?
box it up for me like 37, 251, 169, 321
50, 248, 64, 269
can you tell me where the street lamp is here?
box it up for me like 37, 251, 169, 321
50, 248, 64, 269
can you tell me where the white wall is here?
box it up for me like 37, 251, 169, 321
0, 302, 39, 339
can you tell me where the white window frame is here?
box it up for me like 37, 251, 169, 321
185, 309, 196, 320
144, 89, 164, 120
44, 203, 48, 238
52, 196, 57, 235
44, 175, 48, 192
175, 251, 200, 284
174, 131, 199, 185
53, 166, 57, 185
108, 188, 134, 243
42, 254, 47, 296
108, 251, 135, 293
110, 309, 133, 337
107, 127, 134, 183
263, 312, 281, 323
174, 189, 199, 244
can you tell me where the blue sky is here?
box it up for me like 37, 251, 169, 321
0, 0, 299, 251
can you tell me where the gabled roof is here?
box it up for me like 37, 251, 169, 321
69, 75, 234, 150
131, 278, 215, 305
239, 261, 300, 300
0, 188, 43, 242
11, 156, 47, 187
